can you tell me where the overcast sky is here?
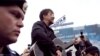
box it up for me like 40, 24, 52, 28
10, 0, 100, 54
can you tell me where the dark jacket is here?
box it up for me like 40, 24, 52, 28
31, 21, 57, 56
74, 39, 92, 51
2, 46, 19, 56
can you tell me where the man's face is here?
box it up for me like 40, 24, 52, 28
0, 6, 24, 45
43, 11, 55, 25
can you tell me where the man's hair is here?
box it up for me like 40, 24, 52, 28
0, 0, 26, 13
39, 9, 54, 20
85, 46, 100, 56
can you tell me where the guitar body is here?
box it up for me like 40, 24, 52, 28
30, 38, 74, 56
30, 42, 43, 56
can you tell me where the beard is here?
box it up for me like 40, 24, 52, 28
48, 21, 53, 26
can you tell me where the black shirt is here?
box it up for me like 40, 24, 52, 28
1, 46, 19, 56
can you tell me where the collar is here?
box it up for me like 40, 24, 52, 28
2, 46, 18, 56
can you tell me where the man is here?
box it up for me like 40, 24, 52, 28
31, 9, 62, 56
0, 0, 27, 56
74, 31, 92, 56
85, 46, 100, 56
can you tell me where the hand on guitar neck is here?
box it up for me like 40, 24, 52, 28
21, 48, 30, 56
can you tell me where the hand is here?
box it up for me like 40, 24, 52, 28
56, 50, 62, 56
21, 53, 30, 56
21, 49, 30, 56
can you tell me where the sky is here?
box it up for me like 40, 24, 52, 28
10, 0, 100, 54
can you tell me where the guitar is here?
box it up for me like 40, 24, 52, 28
29, 38, 74, 56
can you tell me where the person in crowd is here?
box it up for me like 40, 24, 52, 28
31, 9, 62, 56
85, 46, 100, 56
0, 0, 29, 56
74, 31, 92, 56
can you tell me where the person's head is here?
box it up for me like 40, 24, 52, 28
0, 0, 27, 46
39, 9, 55, 25
80, 31, 83, 35
80, 31, 85, 39
85, 46, 100, 56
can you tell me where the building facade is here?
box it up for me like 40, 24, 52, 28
53, 24, 100, 50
